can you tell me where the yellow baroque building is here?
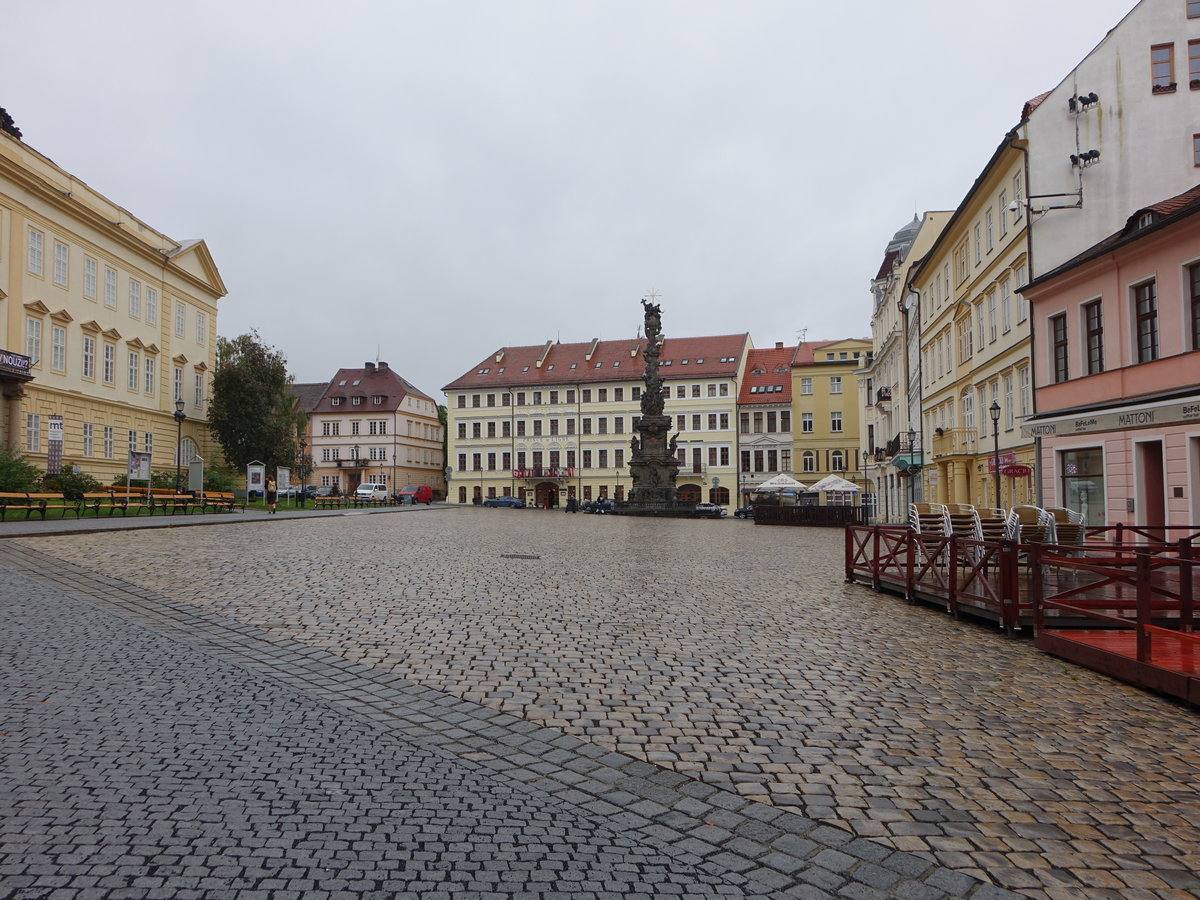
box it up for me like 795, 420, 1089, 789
791, 339, 872, 486
0, 121, 225, 481
910, 128, 1035, 510
443, 334, 750, 509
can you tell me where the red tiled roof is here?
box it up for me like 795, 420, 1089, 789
1021, 91, 1052, 120
312, 363, 433, 414
443, 334, 749, 392
738, 346, 796, 405
1147, 183, 1200, 217
875, 249, 900, 281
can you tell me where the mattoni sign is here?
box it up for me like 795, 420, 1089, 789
1021, 398, 1200, 438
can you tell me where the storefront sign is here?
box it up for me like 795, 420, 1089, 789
985, 451, 1017, 472
1022, 396, 1200, 438
1001, 464, 1032, 478
0, 349, 32, 378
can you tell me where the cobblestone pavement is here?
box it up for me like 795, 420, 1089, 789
8, 508, 1200, 897
0, 550, 1007, 899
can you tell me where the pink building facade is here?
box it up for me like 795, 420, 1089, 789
1022, 185, 1200, 527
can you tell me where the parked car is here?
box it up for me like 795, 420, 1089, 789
354, 483, 390, 502
314, 485, 338, 498
733, 505, 755, 519
396, 485, 434, 505
693, 502, 727, 518
482, 495, 525, 508
583, 498, 614, 514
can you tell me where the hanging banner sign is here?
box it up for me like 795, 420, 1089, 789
47, 416, 64, 475
1001, 464, 1033, 478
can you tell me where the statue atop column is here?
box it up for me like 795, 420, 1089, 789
623, 296, 680, 512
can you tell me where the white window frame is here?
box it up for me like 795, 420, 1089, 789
84, 257, 98, 299
25, 317, 42, 366
174, 366, 183, 402
129, 280, 141, 318
831, 411, 843, 433
175, 300, 186, 336
103, 343, 115, 385
104, 268, 118, 308
800, 377, 812, 395
128, 351, 140, 391
194, 371, 204, 407
82, 423, 94, 458
829, 376, 842, 394
53, 241, 69, 286
82, 336, 96, 379
196, 312, 206, 345
50, 325, 66, 373
146, 287, 158, 325
27, 228, 44, 276
144, 356, 156, 394
103, 425, 114, 459
26, 413, 41, 452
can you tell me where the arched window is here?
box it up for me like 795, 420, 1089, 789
831, 450, 845, 472
802, 451, 816, 473
709, 486, 730, 505
175, 436, 197, 466
458, 486, 467, 504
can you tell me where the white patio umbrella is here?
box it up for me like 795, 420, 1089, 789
809, 474, 861, 493
752, 474, 809, 492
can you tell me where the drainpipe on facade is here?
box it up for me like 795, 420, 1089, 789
1012, 129, 1044, 507
900, 280, 923, 516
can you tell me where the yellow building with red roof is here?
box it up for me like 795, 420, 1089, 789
443, 333, 750, 509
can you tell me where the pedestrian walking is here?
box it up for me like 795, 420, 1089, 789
266, 477, 278, 514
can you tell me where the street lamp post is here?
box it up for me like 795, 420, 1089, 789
990, 401, 1002, 510
350, 444, 360, 491
298, 438, 307, 508
173, 398, 186, 492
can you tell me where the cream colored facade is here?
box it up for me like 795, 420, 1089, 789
858, 212, 950, 522
0, 128, 225, 481
306, 362, 444, 496
791, 339, 872, 485
444, 335, 749, 509
913, 136, 1035, 510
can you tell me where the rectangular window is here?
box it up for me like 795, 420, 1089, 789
802, 412, 813, 433
129, 280, 141, 318
986, 209, 994, 251
25, 317, 42, 365
613, 416, 623, 434
145, 357, 156, 394
1084, 299, 1104, 375
128, 351, 140, 390
103, 344, 115, 384
829, 376, 842, 394
457, 422, 467, 439
708, 413, 717, 430
1013, 172, 1024, 223
144, 432, 153, 455
955, 239, 969, 283
777, 412, 787, 431
1016, 265, 1028, 321
831, 411, 843, 432
1001, 280, 1013, 332
174, 366, 183, 401
615, 448, 624, 469
691, 414, 701, 431
1151, 43, 1175, 90
27, 228, 43, 275
1192, 0, 1200, 17
532, 419, 543, 437
103, 425, 114, 459
83, 336, 96, 379
973, 223, 982, 263
83, 423, 94, 458
999, 191, 1009, 236
84, 257, 98, 299
1191, 263, 1200, 350
26, 413, 41, 452
801, 377, 812, 394
564, 419, 573, 435
195, 372, 204, 406
196, 312, 206, 345
958, 317, 973, 363
146, 288, 158, 325
175, 300, 186, 336
472, 422, 482, 438
50, 325, 66, 373
1004, 375, 1014, 429
1134, 280, 1159, 362
1194, 133, 1200, 167
598, 417, 608, 434
988, 291, 997, 341
753, 412, 763, 433
128, 429, 138, 453
1051, 313, 1069, 383
677, 414, 686, 431
582, 450, 592, 469
598, 449, 608, 469
105, 268, 118, 308
516, 420, 526, 437
53, 241, 69, 286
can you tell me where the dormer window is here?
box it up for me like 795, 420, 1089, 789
373, 395, 383, 405
497, 367, 505, 373
1137, 212, 1154, 228
595, 362, 602, 368
331, 397, 341, 406
352, 379, 361, 385
696, 358, 704, 363
352, 396, 362, 405
662, 360, 672, 366
477, 367, 490, 375
338, 379, 347, 386
522, 366, 530, 372
546, 364, 554, 371
612, 361, 620, 367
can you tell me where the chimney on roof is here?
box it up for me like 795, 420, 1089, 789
378, 361, 389, 371
364, 362, 376, 374
775, 342, 783, 349
585, 338, 600, 361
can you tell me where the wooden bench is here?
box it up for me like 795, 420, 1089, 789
313, 496, 344, 510
0, 491, 82, 520
198, 491, 244, 513
149, 487, 196, 515
106, 491, 153, 516
82, 491, 114, 516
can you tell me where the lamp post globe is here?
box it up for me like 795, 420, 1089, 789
172, 398, 187, 492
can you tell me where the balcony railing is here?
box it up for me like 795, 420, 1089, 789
513, 467, 576, 479
931, 426, 977, 457
875, 387, 892, 405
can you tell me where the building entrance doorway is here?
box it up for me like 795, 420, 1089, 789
534, 482, 559, 508
678, 483, 701, 503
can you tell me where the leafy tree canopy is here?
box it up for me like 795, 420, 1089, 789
208, 331, 303, 474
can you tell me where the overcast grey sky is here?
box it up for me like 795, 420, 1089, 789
5, 0, 1138, 398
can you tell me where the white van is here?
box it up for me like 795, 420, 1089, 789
355, 483, 390, 502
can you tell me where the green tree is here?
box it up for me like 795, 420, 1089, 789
43, 462, 101, 499
0, 448, 42, 491
207, 331, 304, 474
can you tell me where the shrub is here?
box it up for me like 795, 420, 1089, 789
42, 463, 102, 500
0, 448, 42, 491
